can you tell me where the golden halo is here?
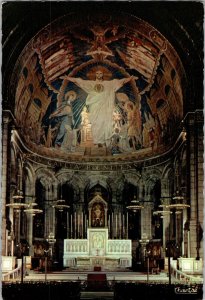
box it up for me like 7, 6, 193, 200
86, 66, 112, 80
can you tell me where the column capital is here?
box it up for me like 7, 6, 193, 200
2, 110, 14, 124
184, 110, 204, 127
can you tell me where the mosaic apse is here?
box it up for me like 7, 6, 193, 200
13, 12, 185, 160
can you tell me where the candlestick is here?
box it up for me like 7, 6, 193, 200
116, 214, 117, 238
127, 212, 129, 238
80, 212, 84, 238
74, 212, 76, 239
67, 211, 69, 238
123, 214, 125, 239
112, 213, 113, 237
78, 213, 80, 238
71, 214, 72, 238
119, 213, 121, 239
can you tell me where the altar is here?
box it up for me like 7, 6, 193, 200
63, 193, 132, 270
63, 228, 132, 270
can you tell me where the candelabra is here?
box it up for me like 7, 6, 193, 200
24, 202, 43, 216
126, 195, 144, 212
52, 199, 70, 212
52, 181, 70, 244
139, 234, 150, 277
46, 232, 56, 259
153, 191, 190, 284
44, 249, 50, 282
6, 191, 28, 252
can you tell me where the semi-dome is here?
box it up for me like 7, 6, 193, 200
8, 10, 187, 162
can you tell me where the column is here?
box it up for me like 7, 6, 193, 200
27, 214, 33, 255
141, 202, 153, 240
119, 211, 121, 239
126, 211, 129, 239
9, 184, 16, 256
105, 208, 108, 227
25, 187, 35, 252
81, 211, 83, 238
113, 205, 118, 238
122, 213, 125, 239
88, 206, 91, 228
160, 182, 171, 252
182, 209, 187, 257
74, 210, 77, 239
70, 213, 73, 238
84, 212, 87, 238
116, 212, 118, 238
2, 113, 12, 255
187, 111, 203, 258
66, 211, 69, 239
45, 185, 56, 238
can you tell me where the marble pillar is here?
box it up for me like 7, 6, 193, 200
2, 113, 11, 255
187, 111, 203, 258
141, 202, 153, 240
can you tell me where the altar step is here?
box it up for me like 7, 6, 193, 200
64, 268, 131, 273
80, 291, 114, 299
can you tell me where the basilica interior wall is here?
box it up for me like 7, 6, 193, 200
4, 113, 203, 265
2, 3, 203, 270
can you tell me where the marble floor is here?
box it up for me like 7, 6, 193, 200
24, 269, 172, 283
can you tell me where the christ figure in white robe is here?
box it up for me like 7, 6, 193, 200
61, 70, 133, 146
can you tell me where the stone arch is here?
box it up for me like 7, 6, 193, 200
35, 168, 58, 205
10, 140, 18, 158
173, 154, 182, 191
84, 175, 112, 208
114, 174, 127, 203
180, 145, 187, 193
15, 153, 25, 191
116, 172, 141, 203
142, 168, 162, 209
55, 171, 82, 204
161, 163, 173, 179
24, 162, 36, 199
161, 163, 174, 198
35, 167, 57, 187
56, 171, 83, 192
10, 145, 17, 185
143, 168, 162, 193
124, 171, 141, 187
85, 175, 111, 191
143, 167, 162, 180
